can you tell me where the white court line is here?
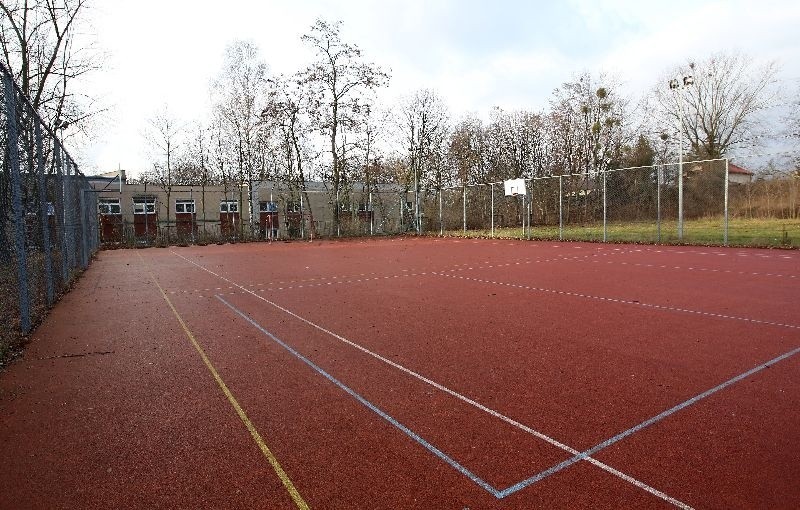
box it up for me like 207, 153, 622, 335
436, 273, 800, 331
170, 250, 692, 508
179, 248, 635, 296
502, 345, 800, 494
585, 260, 799, 280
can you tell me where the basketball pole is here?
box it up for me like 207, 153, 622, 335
490, 183, 494, 238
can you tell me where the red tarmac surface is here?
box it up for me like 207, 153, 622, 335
1, 237, 798, 509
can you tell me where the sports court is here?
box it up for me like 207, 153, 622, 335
1, 237, 798, 509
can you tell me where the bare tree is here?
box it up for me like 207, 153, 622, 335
548, 73, 627, 176
142, 107, 183, 240
786, 83, 800, 172
485, 107, 548, 180
448, 116, 486, 185
652, 52, 779, 159
211, 40, 270, 235
301, 18, 389, 231
262, 75, 317, 231
0, 0, 102, 133
394, 89, 449, 232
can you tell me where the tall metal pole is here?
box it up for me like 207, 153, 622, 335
526, 185, 531, 241
270, 189, 274, 240
4, 73, 30, 333
399, 195, 403, 233
300, 192, 305, 239
462, 185, 466, 233
724, 159, 729, 246
559, 175, 563, 241
34, 117, 54, 305
678, 90, 684, 241
414, 163, 419, 234
671, 74, 693, 241
490, 183, 495, 238
438, 188, 443, 236
657, 164, 662, 243
603, 170, 608, 242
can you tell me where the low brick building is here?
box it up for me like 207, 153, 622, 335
89, 171, 251, 243
88, 172, 411, 243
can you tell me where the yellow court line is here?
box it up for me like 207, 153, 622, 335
139, 253, 309, 509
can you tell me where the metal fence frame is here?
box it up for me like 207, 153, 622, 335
1, 62, 98, 344
417, 159, 737, 245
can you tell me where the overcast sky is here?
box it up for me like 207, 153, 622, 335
80, 0, 800, 175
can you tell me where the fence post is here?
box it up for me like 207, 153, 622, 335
438, 188, 443, 236
399, 195, 402, 233
55, 141, 68, 283
603, 170, 608, 242
65, 157, 76, 271
559, 175, 563, 241
525, 179, 533, 241
4, 73, 31, 333
462, 185, 467, 233
35, 116, 54, 305
369, 190, 373, 235
300, 192, 305, 239
526, 183, 531, 241
678, 159, 684, 241
490, 183, 495, 238
724, 159, 729, 246
79, 189, 89, 269
657, 165, 662, 243
525, 178, 535, 241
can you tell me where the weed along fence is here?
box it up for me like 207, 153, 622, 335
0, 63, 98, 354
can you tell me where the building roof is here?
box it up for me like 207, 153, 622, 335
729, 163, 753, 175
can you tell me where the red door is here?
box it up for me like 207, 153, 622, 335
133, 213, 157, 238
220, 212, 240, 237
260, 211, 279, 239
175, 212, 196, 238
100, 214, 123, 242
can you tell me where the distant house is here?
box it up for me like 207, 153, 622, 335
686, 162, 754, 185
728, 163, 754, 184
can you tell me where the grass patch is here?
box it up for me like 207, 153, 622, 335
437, 216, 799, 248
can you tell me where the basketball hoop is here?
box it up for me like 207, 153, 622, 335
504, 178, 527, 197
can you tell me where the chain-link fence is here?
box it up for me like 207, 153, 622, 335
92, 158, 797, 254
1, 63, 98, 356
403, 158, 796, 248
727, 167, 799, 247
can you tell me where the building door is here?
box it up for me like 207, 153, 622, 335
98, 198, 123, 242
133, 196, 157, 239
259, 201, 279, 239
220, 200, 239, 238
175, 199, 196, 240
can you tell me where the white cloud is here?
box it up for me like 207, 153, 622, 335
73, 0, 800, 174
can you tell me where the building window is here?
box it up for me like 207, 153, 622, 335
358, 202, 373, 212
220, 200, 238, 213
259, 201, 278, 213
176, 199, 195, 213
286, 201, 301, 213
99, 198, 121, 215
133, 197, 156, 214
